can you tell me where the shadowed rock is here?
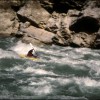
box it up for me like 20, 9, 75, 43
69, 16, 99, 34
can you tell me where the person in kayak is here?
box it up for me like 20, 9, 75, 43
26, 49, 38, 58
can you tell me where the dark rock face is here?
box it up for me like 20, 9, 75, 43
0, 0, 100, 48
69, 17, 99, 34
40, 0, 86, 13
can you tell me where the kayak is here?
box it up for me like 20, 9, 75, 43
19, 54, 39, 61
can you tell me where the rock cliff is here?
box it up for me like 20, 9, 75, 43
0, 0, 100, 48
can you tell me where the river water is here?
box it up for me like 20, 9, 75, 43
0, 37, 100, 100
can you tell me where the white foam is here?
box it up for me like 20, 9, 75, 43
48, 56, 86, 67
11, 41, 33, 55
29, 80, 47, 86
23, 67, 56, 75
75, 48, 91, 53
47, 77, 72, 85
21, 84, 52, 95
0, 49, 19, 59
8, 65, 23, 71
89, 60, 100, 65
74, 77, 100, 87
11, 41, 57, 56
34, 85, 52, 95
86, 60, 100, 76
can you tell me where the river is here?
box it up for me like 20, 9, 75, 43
0, 37, 100, 100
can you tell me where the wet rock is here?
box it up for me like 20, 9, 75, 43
17, 0, 50, 28
20, 25, 55, 44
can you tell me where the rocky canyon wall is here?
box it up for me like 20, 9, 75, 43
0, 0, 100, 48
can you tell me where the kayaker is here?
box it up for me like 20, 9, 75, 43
26, 49, 38, 58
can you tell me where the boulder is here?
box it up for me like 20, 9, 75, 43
22, 36, 45, 46
20, 25, 55, 44
17, 0, 50, 28
46, 12, 61, 33
69, 0, 100, 34
46, 11, 77, 46
0, 0, 20, 36
0, 9, 19, 36
68, 0, 100, 48
71, 32, 96, 48
0, 0, 24, 8
81, 0, 100, 19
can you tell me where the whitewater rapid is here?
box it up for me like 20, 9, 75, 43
0, 37, 100, 100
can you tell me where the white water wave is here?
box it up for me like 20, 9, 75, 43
21, 84, 52, 95
73, 77, 100, 87
86, 60, 100, 77
11, 41, 59, 55
23, 67, 56, 75
20, 76, 100, 96
75, 48, 100, 56
34, 85, 52, 95
7, 65, 23, 72
0, 48, 19, 59
10, 41, 33, 55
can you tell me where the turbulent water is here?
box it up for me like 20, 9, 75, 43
0, 37, 100, 100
